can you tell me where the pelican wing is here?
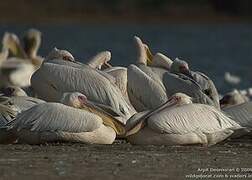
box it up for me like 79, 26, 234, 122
162, 72, 216, 107
147, 104, 240, 134
223, 102, 252, 127
9, 96, 45, 112
191, 71, 220, 109
0, 103, 18, 126
150, 53, 173, 70
32, 63, 134, 119
127, 64, 167, 111
13, 103, 102, 133
86, 51, 111, 69
46, 59, 116, 84
103, 67, 128, 95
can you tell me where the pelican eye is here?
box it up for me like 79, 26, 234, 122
179, 65, 188, 72
63, 56, 74, 62
174, 96, 181, 101
78, 95, 87, 103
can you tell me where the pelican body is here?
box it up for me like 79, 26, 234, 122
127, 36, 217, 112
31, 48, 135, 123
126, 93, 242, 146
1, 92, 125, 144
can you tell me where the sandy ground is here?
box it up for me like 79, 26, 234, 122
0, 138, 251, 180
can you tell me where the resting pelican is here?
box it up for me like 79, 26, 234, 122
0, 32, 40, 88
126, 93, 243, 146
220, 89, 249, 108
31, 48, 135, 123
222, 101, 252, 128
127, 36, 216, 112
2, 92, 125, 144
170, 58, 220, 109
143, 42, 173, 70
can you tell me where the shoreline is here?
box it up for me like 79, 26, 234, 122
0, 14, 251, 25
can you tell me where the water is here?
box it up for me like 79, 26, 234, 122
0, 23, 251, 93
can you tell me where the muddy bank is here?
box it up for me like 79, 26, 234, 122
0, 139, 251, 180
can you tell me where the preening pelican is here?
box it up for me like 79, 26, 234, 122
31, 48, 135, 123
23, 28, 44, 67
127, 36, 216, 112
86, 51, 112, 69
220, 89, 249, 108
126, 93, 243, 146
0, 31, 42, 88
143, 42, 173, 70
170, 58, 220, 109
2, 92, 125, 144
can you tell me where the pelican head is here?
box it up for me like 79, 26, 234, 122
2, 32, 27, 58
134, 36, 153, 65
0, 86, 27, 97
23, 28, 42, 59
61, 92, 87, 108
61, 92, 126, 135
45, 47, 75, 62
167, 93, 193, 106
151, 53, 173, 70
220, 89, 249, 108
170, 58, 190, 75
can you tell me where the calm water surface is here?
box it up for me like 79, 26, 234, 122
0, 23, 251, 93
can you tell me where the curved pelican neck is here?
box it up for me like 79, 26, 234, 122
82, 101, 125, 135
126, 98, 178, 136
7, 39, 27, 59
134, 37, 147, 65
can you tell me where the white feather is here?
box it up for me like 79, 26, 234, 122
32, 62, 134, 120
13, 103, 102, 133
223, 101, 252, 127
148, 104, 240, 135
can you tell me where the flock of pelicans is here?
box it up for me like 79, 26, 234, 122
0, 28, 251, 147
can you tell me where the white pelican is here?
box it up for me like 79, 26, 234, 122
143, 42, 173, 70
2, 92, 125, 144
222, 101, 252, 128
2, 32, 27, 58
127, 36, 216, 112
224, 72, 241, 85
220, 89, 249, 108
170, 58, 220, 109
126, 93, 244, 146
0, 32, 42, 88
31, 48, 135, 123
